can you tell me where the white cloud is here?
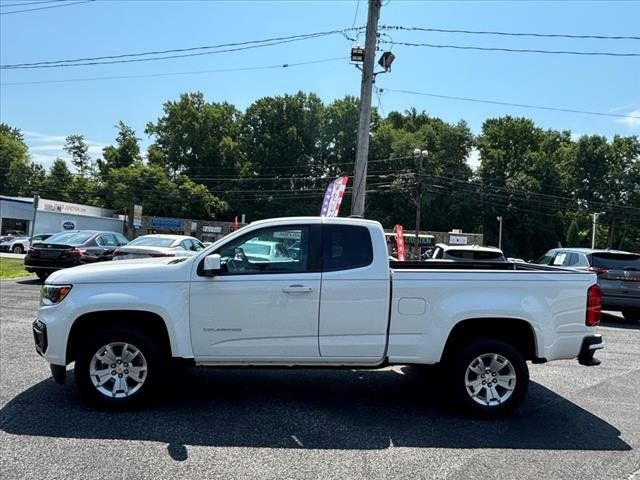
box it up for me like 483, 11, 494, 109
23, 131, 107, 170
466, 147, 480, 170
616, 109, 640, 130
608, 103, 637, 114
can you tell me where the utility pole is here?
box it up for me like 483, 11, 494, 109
414, 149, 427, 259
591, 213, 599, 249
350, 0, 381, 217
30, 194, 40, 245
497, 215, 503, 250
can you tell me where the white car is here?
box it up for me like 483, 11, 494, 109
34, 217, 603, 416
238, 240, 294, 263
0, 233, 52, 254
430, 243, 506, 262
113, 234, 205, 260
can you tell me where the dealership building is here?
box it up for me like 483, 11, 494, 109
0, 196, 124, 236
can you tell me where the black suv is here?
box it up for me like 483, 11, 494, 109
537, 248, 640, 321
24, 230, 129, 281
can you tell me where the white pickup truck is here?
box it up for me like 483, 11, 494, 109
33, 217, 604, 416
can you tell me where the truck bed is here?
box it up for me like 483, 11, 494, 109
389, 260, 580, 272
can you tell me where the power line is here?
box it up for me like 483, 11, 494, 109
0, 27, 362, 69
380, 25, 640, 41
0, 0, 92, 15
0, 1, 70, 7
380, 40, 640, 57
0, 56, 348, 86
381, 88, 640, 119
350, 0, 360, 30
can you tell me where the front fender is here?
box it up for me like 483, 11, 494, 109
38, 282, 192, 365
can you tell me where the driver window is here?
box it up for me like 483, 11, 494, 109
215, 226, 309, 274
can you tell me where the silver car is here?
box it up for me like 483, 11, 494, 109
113, 234, 205, 260
537, 248, 640, 321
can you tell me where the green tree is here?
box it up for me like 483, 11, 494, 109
238, 91, 325, 219
103, 164, 228, 219
566, 220, 580, 246
0, 123, 29, 195
145, 92, 245, 178
477, 117, 566, 258
64, 134, 91, 176
41, 159, 72, 201
98, 122, 141, 176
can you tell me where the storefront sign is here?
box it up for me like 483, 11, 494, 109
39, 198, 113, 218
150, 217, 182, 229
62, 220, 76, 230
449, 235, 468, 245
273, 230, 302, 240
202, 225, 223, 233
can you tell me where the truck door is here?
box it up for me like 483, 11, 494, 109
190, 224, 322, 359
318, 223, 391, 359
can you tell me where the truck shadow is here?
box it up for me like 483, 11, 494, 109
0, 366, 630, 458
601, 312, 639, 330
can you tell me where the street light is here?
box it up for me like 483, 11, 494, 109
497, 215, 503, 250
414, 149, 428, 259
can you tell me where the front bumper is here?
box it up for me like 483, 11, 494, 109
32, 319, 47, 356
578, 334, 605, 366
33, 319, 66, 384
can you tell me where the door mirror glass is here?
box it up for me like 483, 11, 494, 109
203, 254, 221, 274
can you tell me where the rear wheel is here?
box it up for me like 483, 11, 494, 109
447, 338, 529, 417
35, 271, 48, 281
74, 326, 166, 409
621, 309, 640, 322
12, 244, 23, 254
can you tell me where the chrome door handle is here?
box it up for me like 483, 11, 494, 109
283, 285, 313, 293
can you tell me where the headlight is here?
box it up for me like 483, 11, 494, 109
40, 285, 72, 306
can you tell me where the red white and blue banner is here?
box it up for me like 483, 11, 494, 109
320, 176, 349, 217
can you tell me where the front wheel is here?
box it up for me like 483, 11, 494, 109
447, 338, 529, 417
74, 327, 165, 409
12, 244, 24, 254
621, 309, 640, 322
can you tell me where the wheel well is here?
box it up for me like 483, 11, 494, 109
441, 317, 538, 362
66, 310, 171, 364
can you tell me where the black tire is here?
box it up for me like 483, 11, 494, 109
35, 271, 48, 281
621, 309, 640, 322
446, 338, 529, 418
74, 326, 166, 409
12, 244, 23, 254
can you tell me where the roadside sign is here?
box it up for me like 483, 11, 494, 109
133, 204, 143, 228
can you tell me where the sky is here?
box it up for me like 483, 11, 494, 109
1, 0, 639, 171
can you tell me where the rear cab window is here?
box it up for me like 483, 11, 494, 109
322, 225, 373, 271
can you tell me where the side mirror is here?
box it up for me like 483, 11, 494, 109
203, 254, 221, 275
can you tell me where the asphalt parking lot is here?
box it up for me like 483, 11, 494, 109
1, 278, 638, 480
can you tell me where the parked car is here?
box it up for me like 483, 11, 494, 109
233, 239, 294, 263
113, 234, 204, 260
0, 233, 53, 254
430, 243, 507, 262
34, 217, 603, 416
537, 248, 640, 321
24, 230, 129, 280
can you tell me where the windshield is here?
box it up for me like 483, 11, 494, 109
45, 232, 93, 245
447, 250, 504, 260
128, 237, 175, 247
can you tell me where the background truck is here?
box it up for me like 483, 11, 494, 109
33, 217, 604, 416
